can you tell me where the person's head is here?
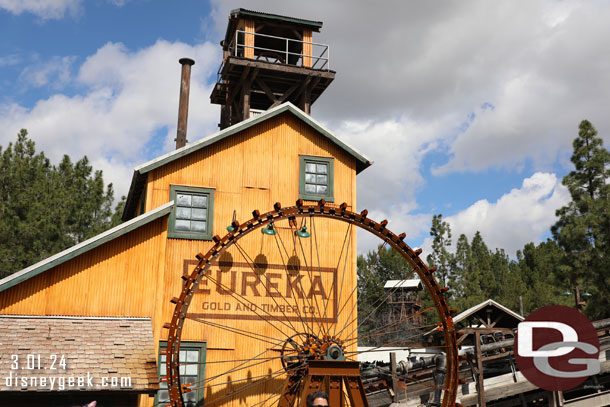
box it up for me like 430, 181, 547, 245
306, 390, 329, 407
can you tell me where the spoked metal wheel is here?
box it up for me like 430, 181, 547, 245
164, 200, 459, 407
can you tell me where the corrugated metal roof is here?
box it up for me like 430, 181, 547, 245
383, 279, 422, 289
0, 201, 174, 293
230, 8, 323, 29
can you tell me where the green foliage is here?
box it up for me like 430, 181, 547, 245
552, 120, 610, 319
0, 130, 125, 278
516, 240, 569, 312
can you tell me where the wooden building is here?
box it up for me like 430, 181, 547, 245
0, 9, 372, 407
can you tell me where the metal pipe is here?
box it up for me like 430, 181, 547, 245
175, 57, 195, 150
431, 353, 446, 407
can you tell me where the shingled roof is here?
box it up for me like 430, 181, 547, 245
0, 316, 158, 393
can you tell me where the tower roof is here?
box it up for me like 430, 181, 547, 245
223, 8, 323, 45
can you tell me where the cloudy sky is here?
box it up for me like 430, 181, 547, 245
1, 0, 608, 256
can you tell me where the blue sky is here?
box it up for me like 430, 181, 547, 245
2, 0, 609, 256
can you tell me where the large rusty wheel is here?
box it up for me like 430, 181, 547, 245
163, 200, 459, 407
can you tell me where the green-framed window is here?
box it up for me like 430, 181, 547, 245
157, 341, 207, 407
169, 185, 215, 240
299, 155, 334, 202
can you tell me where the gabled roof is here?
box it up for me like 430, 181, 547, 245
123, 102, 372, 220
453, 299, 524, 329
0, 201, 174, 294
0, 315, 158, 393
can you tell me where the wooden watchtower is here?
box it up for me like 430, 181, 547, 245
384, 279, 423, 326
211, 8, 335, 129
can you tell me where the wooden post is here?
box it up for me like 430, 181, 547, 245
303, 85, 311, 115
303, 29, 313, 67
243, 19, 255, 59
475, 331, 486, 407
242, 77, 251, 121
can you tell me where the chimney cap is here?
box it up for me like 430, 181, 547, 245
179, 57, 195, 66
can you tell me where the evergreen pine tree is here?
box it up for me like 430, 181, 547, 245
426, 214, 453, 288
0, 130, 124, 278
551, 120, 610, 319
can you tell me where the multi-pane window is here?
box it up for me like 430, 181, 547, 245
157, 342, 206, 407
305, 162, 329, 195
299, 156, 334, 202
169, 186, 214, 240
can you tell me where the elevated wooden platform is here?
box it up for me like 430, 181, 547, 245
211, 57, 335, 128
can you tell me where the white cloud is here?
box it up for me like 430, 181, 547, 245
0, 55, 20, 67
0, 40, 221, 198
330, 115, 456, 254
420, 172, 570, 257
357, 203, 431, 255
0, 0, 82, 20
0, 0, 129, 19
19, 56, 76, 89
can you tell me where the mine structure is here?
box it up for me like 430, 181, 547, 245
210, 8, 335, 129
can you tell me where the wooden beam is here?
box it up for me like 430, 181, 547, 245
457, 332, 471, 345
461, 327, 513, 335
481, 351, 512, 363
227, 56, 336, 78
255, 78, 278, 103
291, 28, 303, 40
490, 314, 505, 328
293, 76, 312, 100
270, 80, 301, 108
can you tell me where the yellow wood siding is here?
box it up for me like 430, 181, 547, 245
0, 217, 167, 317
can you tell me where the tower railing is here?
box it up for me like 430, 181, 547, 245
216, 30, 330, 83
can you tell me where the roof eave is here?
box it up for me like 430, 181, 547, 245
122, 170, 147, 221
